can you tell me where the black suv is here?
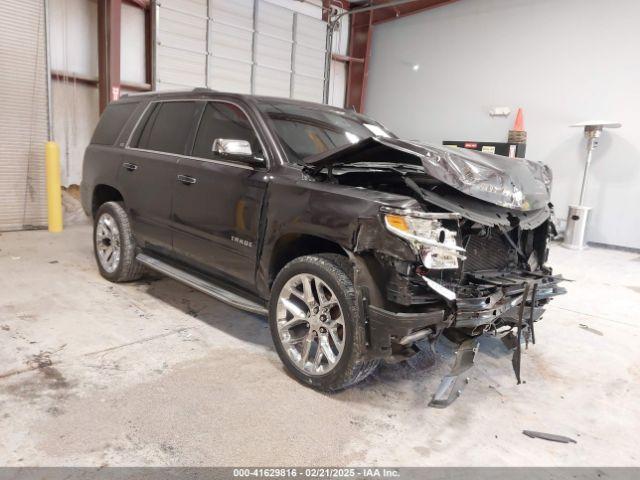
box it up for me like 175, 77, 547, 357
82, 89, 565, 401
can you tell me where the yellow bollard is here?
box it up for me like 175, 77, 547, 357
45, 141, 63, 233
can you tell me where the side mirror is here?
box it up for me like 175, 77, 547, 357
212, 138, 264, 166
212, 138, 253, 156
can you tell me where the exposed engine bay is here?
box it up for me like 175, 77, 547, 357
336, 167, 565, 334
304, 138, 567, 405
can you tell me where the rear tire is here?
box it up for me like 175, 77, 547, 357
269, 254, 378, 391
93, 201, 144, 282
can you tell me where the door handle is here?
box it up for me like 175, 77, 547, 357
122, 162, 138, 172
177, 174, 197, 185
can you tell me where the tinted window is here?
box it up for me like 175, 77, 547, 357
91, 102, 138, 145
134, 101, 200, 154
128, 103, 158, 147
192, 102, 261, 160
257, 101, 395, 163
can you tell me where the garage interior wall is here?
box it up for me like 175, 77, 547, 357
365, 0, 640, 249
0, 0, 49, 231
48, 0, 346, 190
50, 0, 146, 187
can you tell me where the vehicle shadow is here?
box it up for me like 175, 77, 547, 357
332, 333, 513, 408
139, 274, 273, 349
138, 273, 515, 405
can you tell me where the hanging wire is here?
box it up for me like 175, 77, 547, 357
327, 5, 348, 107
329, 13, 342, 106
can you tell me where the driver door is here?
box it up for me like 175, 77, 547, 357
171, 100, 268, 290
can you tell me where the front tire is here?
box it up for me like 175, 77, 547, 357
93, 201, 144, 282
269, 254, 378, 391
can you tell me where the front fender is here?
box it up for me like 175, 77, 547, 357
256, 177, 418, 298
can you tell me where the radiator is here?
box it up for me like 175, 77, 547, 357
463, 233, 512, 272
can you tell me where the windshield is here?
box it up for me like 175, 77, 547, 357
257, 100, 396, 164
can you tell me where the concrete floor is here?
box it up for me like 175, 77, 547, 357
1, 222, 639, 467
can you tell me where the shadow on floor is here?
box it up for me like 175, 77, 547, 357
139, 274, 273, 349
135, 272, 515, 405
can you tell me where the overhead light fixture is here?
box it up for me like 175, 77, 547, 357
399, 61, 420, 71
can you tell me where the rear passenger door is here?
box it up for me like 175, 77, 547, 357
171, 100, 269, 290
121, 100, 202, 254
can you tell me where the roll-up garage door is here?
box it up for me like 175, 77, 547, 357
291, 10, 326, 103
0, 0, 49, 231
209, 0, 254, 94
155, 0, 208, 90
154, 0, 327, 102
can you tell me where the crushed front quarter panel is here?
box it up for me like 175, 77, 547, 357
256, 172, 420, 298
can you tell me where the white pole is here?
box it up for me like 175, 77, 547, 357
578, 135, 596, 206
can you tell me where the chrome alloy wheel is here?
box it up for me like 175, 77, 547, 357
276, 273, 346, 376
95, 213, 121, 273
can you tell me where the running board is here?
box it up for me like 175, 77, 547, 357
136, 253, 268, 316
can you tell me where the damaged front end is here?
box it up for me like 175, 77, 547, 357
371, 205, 565, 357
306, 137, 566, 405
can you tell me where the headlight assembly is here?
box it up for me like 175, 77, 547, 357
382, 208, 466, 270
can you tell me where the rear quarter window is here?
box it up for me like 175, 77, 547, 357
131, 101, 201, 155
91, 102, 139, 145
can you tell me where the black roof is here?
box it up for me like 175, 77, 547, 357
119, 88, 356, 115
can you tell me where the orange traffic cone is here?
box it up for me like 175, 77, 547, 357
513, 108, 524, 131
508, 108, 527, 144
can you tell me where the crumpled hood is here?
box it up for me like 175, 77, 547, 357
304, 137, 553, 211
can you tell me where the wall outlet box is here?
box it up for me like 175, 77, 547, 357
489, 107, 511, 117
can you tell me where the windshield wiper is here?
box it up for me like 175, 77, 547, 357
303, 161, 422, 179
333, 162, 423, 172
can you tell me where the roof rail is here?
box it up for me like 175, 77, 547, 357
192, 87, 216, 93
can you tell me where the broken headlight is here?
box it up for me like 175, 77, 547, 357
382, 207, 466, 270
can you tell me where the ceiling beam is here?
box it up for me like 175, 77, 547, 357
345, 9, 373, 112
123, 0, 150, 9
370, 0, 458, 24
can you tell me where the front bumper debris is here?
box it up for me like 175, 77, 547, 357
360, 255, 567, 407
366, 304, 447, 358
429, 337, 479, 408
427, 271, 567, 407
455, 270, 566, 330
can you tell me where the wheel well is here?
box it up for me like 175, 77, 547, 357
92, 184, 123, 217
269, 234, 348, 284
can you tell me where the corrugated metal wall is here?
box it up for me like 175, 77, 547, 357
155, 0, 328, 103
0, 0, 49, 231
50, 0, 145, 187
210, 0, 253, 93
0, 0, 342, 232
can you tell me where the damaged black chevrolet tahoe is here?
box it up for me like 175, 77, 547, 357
82, 90, 565, 402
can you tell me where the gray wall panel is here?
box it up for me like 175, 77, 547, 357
365, 0, 640, 249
